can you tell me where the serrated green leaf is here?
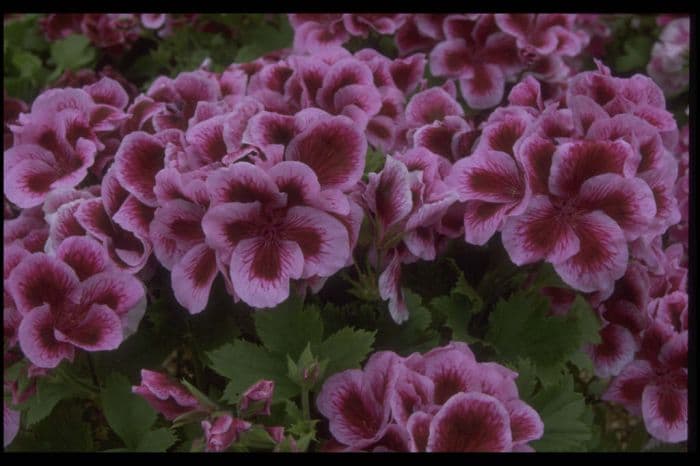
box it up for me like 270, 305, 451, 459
101, 372, 157, 449
528, 373, 593, 452
11, 51, 42, 78
23, 377, 82, 427
207, 340, 298, 403
136, 428, 178, 452
254, 297, 324, 359
486, 291, 600, 383
512, 357, 538, 399
319, 327, 375, 378
13, 401, 93, 452
376, 290, 439, 354
50, 34, 95, 71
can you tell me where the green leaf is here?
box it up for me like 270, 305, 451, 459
485, 291, 599, 384
234, 21, 292, 62
319, 327, 375, 378
10, 401, 93, 452
207, 340, 297, 403
375, 290, 439, 355
101, 373, 157, 449
527, 373, 593, 452
254, 297, 324, 359
136, 428, 178, 452
22, 376, 82, 427
230, 425, 276, 451
364, 148, 386, 176
512, 357, 538, 400
614, 35, 654, 73
50, 34, 95, 71
11, 51, 42, 78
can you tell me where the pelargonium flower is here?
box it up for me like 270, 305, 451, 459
362, 151, 456, 322
201, 413, 252, 452
647, 17, 689, 97
239, 379, 275, 416
3, 401, 19, 448
7, 237, 146, 368
202, 162, 352, 308
132, 369, 205, 421
317, 343, 543, 452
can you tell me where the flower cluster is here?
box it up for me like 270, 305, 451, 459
647, 17, 690, 97
588, 240, 688, 443
40, 14, 171, 53
290, 14, 604, 109
316, 342, 543, 452
450, 62, 681, 298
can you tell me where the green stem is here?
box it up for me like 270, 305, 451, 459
301, 387, 310, 420
86, 353, 100, 390
187, 319, 205, 390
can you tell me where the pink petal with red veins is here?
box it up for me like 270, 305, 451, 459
46, 200, 87, 252
507, 75, 543, 109
280, 206, 350, 278
406, 411, 433, 451
461, 201, 512, 246
8, 253, 79, 314
506, 399, 544, 445
4, 157, 59, 208
316, 369, 389, 449
403, 227, 437, 261
230, 237, 304, 308
427, 392, 513, 452
450, 150, 527, 204
549, 140, 638, 198
602, 360, 656, 415
365, 156, 412, 232
18, 304, 75, 368
54, 303, 123, 352
502, 195, 581, 265
659, 331, 687, 370
77, 271, 145, 317
405, 87, 463, 127
316, 58, 374, 110
389, 53, 425, 94
201, 201, 259, 262
267, 161, 321, 207
515, 134, 556, 195
389, 366, 435, 425
112, 195, 154, 239
554, 211, 628, 293
494, 14, 535, 38
150, 199, 206, 269
576, 173, 656, 240
85, 76, 129, 110
430, 39, 472, 77
56, 236, 113, 280
421, 348, 479, 404
569, 95, 608, 136
642, 384, 687, 443
378, 250, 408, 323
172, 244, 218, 315
74, 198, 112, 242
286, 117, 366, 191
587, 324, 637, 378
206, 162, 284, 206
113, 132, 165, 207
459, 64, 505, 110
185, 115, 228, 165
242, 111, 296, 149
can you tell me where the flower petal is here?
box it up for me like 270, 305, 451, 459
18, 304, 75, 368
365, 156, 412, 232
113, 132, 165, 207
642, 384, 687, 443
554, 211, 628, 293
459, 64, 505, 110
54, 303, 123, 352
230, 237, 304, 308
286, 116, 366, 191
506, 399, 544, 445
587, 324, 637, 378
427, 392, 512, 452
56, 236, 113, 280
171, 244, 218, 315
8, 253, 80, 314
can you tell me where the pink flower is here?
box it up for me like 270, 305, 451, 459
8, 240, 145, 368
201, 414, 252, 452
202, 162, 351, 308
3, 402, 20, 447
239, 379, 275, 416
132, 369, 205, 421
316, 343, 543, 452
647, 17, 689, 97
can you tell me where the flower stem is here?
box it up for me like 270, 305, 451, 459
301, 387, 310, 420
